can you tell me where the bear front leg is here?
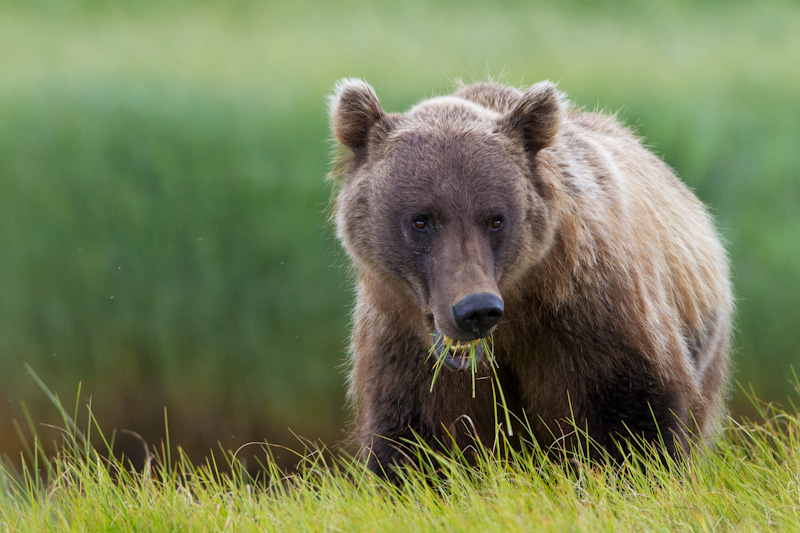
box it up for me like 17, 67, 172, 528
584, 367, 694, 463
350, 328, 435, 482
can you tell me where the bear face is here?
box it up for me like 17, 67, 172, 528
330, 80, 562, 367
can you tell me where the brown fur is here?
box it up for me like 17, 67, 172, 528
328, 79, 732, 479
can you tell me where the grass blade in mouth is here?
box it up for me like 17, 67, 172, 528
427, 335, 513, 437
427, 335, 454, 393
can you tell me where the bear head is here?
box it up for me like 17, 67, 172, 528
329, 79, 565, 368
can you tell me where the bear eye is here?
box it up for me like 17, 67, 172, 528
490, 217, 504, 230
412, 218, 429, 231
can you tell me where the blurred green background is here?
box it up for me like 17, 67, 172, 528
1, 0, 798, 467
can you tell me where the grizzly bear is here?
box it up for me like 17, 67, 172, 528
328, 78, 732, 479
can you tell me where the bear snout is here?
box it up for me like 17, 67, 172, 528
451, 292, 504, 338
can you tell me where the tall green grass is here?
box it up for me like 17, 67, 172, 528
1, 378, 799, 531
0, 85, 348, 459
1, 0, 799, 467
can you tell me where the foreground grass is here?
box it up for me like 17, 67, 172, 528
1, 385, 798, 532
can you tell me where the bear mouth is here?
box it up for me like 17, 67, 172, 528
432, 332, 486, 372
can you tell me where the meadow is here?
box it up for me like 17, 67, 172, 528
1, 377, 799, 531
1, 0, 799, 523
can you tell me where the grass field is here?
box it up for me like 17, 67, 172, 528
1, 381, 799, 531
1, 0, 799, 476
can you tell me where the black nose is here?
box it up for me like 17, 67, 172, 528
451, 292, 504, 337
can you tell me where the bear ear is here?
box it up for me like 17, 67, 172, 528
498, 81, 564, 152
329, 78, 387, 151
